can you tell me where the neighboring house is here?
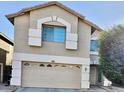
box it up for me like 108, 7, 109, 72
0, 32, 13, 83
6, 1, 102, 89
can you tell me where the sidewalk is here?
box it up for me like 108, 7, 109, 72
0, 83, 17, 92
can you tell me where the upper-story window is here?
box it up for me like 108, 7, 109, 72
42, 25, 65, 43
90, 40, 98, 52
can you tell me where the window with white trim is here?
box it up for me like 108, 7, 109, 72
42, 25, 65, 43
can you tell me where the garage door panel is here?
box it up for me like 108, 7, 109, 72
23, 79, 80, 88
22, 62, 81, 88
22, 83, 80, 88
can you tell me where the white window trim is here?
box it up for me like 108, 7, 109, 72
90, 51, 98, 55
91, 37, 98, 40
37, 16, 71, 33
29, 16, 78, 50
29, 16, 78, 49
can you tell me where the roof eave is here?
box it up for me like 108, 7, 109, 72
5, 1, 102, 31
0, 32, 14, 46
83, 19, 103, 31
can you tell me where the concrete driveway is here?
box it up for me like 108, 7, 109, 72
15, 86, 124, 92
16, 87, 81, 92
0, 83, 16, 92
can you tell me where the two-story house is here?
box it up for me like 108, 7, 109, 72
6, 1, 102, 89
0, 32, 13, 83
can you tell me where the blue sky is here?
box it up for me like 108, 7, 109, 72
1, 1, 124, 40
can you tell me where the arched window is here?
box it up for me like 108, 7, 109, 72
24, 63, 30, 66
47, 64, 52, 67
39, 64, 45, 67
61, 65, 66, 67
76, 65, 80, 69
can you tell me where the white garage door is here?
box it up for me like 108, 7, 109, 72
22, 62, 81, 89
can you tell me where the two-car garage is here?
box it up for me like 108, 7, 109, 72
22, 62, 81, 89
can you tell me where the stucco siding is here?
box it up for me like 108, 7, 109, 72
30, 5, 78, 33
91, 30, 100, 38
78, 19, 91, 58
0, 39, 10, 51
14, 6, 91, 58
0, 39, 13, 65
6, 45, 13, 65
14, 13, 30, 53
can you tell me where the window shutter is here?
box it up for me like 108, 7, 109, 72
28, 28, 42, 46
66, 33, 78, 50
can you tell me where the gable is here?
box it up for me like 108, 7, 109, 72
6, 1, 102, 31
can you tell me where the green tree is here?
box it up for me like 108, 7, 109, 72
99, 25, 124, 85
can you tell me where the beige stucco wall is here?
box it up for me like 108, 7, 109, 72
14, 5, 91, 58
6, 45, 13, 65
0, 39, 13, 65
91, 30, 100, 38
0, 39, 10, 51
30, 5, 78, 33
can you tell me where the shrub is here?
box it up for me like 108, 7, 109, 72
99, 25, 124, 85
